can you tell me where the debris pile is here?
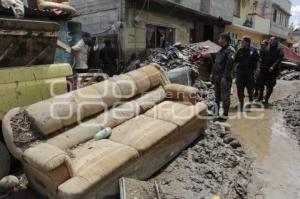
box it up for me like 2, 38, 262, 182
126, 41, 220, 81
274, 92, 300, 144
151, 122, 253, 199
194, 80, 216, 112
10, 110, 43, 151
278, 69, 300, 80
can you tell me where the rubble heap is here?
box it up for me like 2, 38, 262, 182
126, 41, 220, 75
278, 69, 300, 80
194, 80, 216, 112
274, 92, 300, 144
151, 122, 253, 199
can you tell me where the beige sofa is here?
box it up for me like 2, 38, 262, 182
2, 64, 207, 199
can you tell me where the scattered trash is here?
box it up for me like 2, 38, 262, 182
0, 0, 24, 18
278, 69, 300, 80
94, 127, 112, 141
167, 66, 198, 86
125, 41, 220, 84
76, 72, 109, 89
0, 175, 19, 191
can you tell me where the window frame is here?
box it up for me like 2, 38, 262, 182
273, 9, 277, 23
234, 0, 241, 17
146, 24, 175, 49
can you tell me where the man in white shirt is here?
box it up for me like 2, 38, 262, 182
71, 32, 92, 73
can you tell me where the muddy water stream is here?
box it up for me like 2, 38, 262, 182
229, 81, 300, 199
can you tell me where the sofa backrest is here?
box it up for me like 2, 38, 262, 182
25, 64, 168, 136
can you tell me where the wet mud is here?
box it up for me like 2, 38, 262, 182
274, 91, 300, 144
151, 122, 254, 199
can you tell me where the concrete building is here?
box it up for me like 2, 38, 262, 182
225, 0, 291, 48
70, 0, 234, 61
265, 0, 291, 39
225, 0, 271, 48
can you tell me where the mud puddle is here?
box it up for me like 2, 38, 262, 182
229, 80, 300, 199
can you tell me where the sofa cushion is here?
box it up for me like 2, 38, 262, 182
109, 115, 178, 154
71, 140, 138, 175
112, 74, 138, 100
26, 80, 122, 136
145, 101, 207, 127
23, 143, 73, 174
46, 119, 102, 150
26, 99, 63, 136
127, 69, 152, 94
164, 84, 199, 105
140, 64, 164, 88
58, 140, 138, 199
134, 86, 166, 112
96, 101, 141, 129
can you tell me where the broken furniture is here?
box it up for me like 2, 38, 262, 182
76, 72, 109, 89
2, 64, 208, 199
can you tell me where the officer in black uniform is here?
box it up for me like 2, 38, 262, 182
257, 37, 284, 106
254, 40, 269, 99
235, 37, 259, 111
211, 33, 236, 121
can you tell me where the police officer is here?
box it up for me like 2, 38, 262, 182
257, 37, 284, 106
235, 37, 259, 111
254, 40, 269, 99
211, 33, 236, 121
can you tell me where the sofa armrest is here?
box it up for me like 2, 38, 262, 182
164, 84, 199, 105
22, 143, 74, 176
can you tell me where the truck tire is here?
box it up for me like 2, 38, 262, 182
0, 141, 10, 179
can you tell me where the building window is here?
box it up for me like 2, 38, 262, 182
146, 25, 175, 48
279, 12, 283, 25
273, 9, 277, 23
234, 0, 241, 17
285, 16, 289, 27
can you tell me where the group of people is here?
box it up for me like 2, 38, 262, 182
71, 31, 284, 123
211, 32, 284, 122
71, 32, 119, 77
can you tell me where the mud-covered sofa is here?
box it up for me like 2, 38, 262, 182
2, 64, 207, 199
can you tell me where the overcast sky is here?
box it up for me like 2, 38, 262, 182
291, 0, 300, 27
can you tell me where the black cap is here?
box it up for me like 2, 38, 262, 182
82, 32, 92, 38
219, 32, 231, 42
243, 37, 251, 44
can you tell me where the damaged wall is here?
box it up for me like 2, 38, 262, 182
70, 0, 120, 36
122, 1, 194, 61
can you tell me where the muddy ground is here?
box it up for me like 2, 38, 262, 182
150, 122, 254, 199
274, 91, 300, 144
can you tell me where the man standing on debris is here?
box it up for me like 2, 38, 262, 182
211, 33, 236, 121
99, 39, 118, 77
71, 32, 92, 73
257, 37, 284, 106
235, 37, 259, 111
